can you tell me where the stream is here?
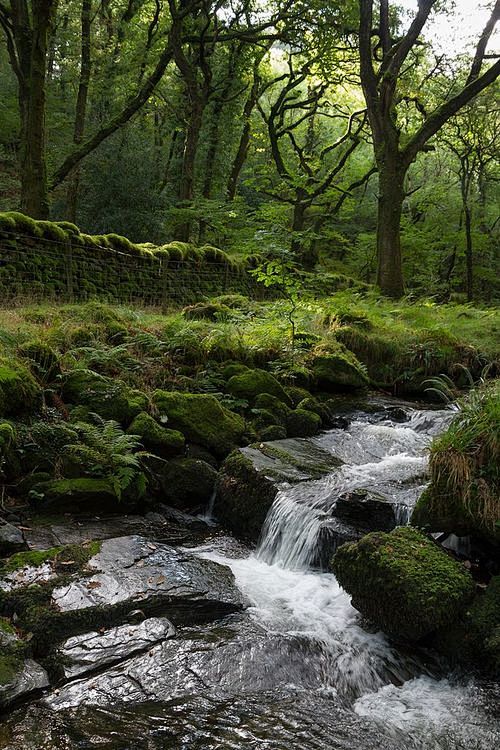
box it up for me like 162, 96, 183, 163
1, 402, 499, 749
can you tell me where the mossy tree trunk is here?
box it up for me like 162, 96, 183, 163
376, 156, 405, 297
7, 0, 57, 219
66, 0, 92, 223
358, 0, 500, 299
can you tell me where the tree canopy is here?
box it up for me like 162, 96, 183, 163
0, 0, 498, 299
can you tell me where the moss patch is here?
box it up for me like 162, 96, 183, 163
331, 527, 475, 642
153, 390, 246, 458
214, 450, 278, 541
127, 412, 185, 457
226, 368, 291, 406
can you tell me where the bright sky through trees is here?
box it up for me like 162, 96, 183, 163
399, 0, 500, 55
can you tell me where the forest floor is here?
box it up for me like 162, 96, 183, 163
0, 292, 498, 398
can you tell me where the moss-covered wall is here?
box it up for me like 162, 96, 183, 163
0, 212, 261, 305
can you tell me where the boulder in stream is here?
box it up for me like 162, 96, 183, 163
331, 527, 475, 642
215, 439, 342, 540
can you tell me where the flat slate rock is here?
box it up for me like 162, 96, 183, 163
0, 659, 49, 709
241, 438, 342, 484
51, 535, 244, 624
59, 616, 176, 678
23, 512, 202, 551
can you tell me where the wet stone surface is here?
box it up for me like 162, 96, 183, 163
23, 511, 203, 551
50, 535, 244, 624
241, 437, 343, 484
0, 659, 49, 709
59, 617, 176, 678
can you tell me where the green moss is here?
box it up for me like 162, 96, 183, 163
0, 547, 61, 573
159, 457, 217, 509
254, 393, 291, 424
215, 450, 278, 540
61, 369, 147, 425
284, 386, 312, 407
29, 478, 117, 507
4, 211, 42, 236
258, 425, 287, 441
153, 390, 245, 458
296, 397, 331, 425
226, 368, 291, 405
183, 302, 231, 321
286, 408, 321, 438
37, 220, 68, 242
17, 340, 60, 381
331, 527, 475, 642
127, 412, 185, 457
310, 346, 368, 391
0, 653, 23, 686
0, 422, 14, 453
0, 357, 41, 417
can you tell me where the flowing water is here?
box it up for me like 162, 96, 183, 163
194, 404, 500, 749
2, 402, 499, 749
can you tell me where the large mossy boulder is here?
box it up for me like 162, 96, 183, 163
411, 382, 499, 547
153, 391, 246, 459
226, 368, 291, 406
0, 358, 40, 417
29, 478, 117, 510
310, 348, 368, 391
285, 408, 322, 438
214, 451, 278, 540
127, 412, 184, 458
61, 369, 147, 426
159, 458, 217, 509
331, 527, 475, 642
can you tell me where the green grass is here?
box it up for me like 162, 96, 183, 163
0, 295, 497, 398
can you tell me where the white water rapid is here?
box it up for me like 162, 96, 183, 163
200, 403, 500, 749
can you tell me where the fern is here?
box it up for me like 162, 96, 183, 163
63, 415, 151, 500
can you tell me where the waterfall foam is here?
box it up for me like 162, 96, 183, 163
197, 403, 498, 747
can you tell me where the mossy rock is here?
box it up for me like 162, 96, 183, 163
0, 423, 14, 455
226, 368, 291, 406
153, 390, 246, 459
285, 385, 312, 407
127, 412, 184, 457
214, 450, 278, 540
331, 527, 475, 642
29, 477, 117, 509
258, 425, 287, 441
411, 383, 499, 547
0, 358, 41, 417
61, 369, 147, 426
286, 408, 322, 438
17, 341, 61, 381
310, 349, 368, 391
159, 458, 217, 509
182, 302, 231, 321
254, 393, 291, 425
222, 362, 251, 380
296, 397, 331, 426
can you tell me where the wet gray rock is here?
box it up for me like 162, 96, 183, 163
0, 521, 25, 555
0, 659, 49, 709
215, 439, 342, 541
241, 438, 342, 484
23, 513, 199, 551
59, 617, 176, 678
50, 535, 244, 627
332, 488, 397, 533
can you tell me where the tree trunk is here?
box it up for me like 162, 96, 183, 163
20, 0, 55, 218
464, 204, 473, 301
66, 0, 92, 223
376, 160, 405, 297
175, 97, 204, 241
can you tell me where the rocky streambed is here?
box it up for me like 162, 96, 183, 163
0, 399, 499, 749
